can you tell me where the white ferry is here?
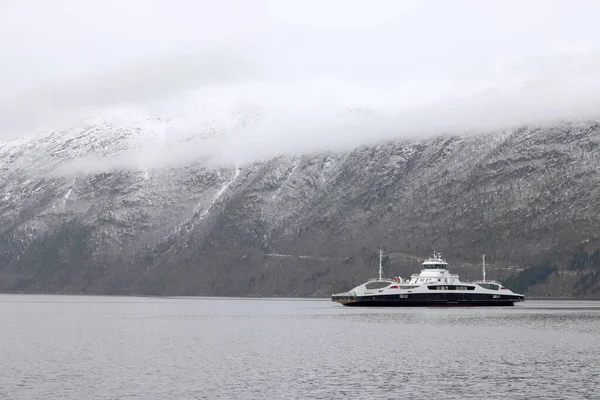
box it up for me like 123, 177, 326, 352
332, 251, 525, 307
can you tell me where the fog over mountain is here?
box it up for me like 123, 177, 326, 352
2, 1, 600, 297
3, 1, 600, 151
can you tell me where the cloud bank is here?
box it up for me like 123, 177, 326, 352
2, 0, 600, 167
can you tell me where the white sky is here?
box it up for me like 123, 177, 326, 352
2, 0, 600, 162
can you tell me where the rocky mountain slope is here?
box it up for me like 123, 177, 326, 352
2, 117, 600, 297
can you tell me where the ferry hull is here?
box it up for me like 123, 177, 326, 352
332, 293, 524, 307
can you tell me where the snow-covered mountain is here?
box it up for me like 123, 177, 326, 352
2, 116, 600, 297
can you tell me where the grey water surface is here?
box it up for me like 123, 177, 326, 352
1, 295, 599, 400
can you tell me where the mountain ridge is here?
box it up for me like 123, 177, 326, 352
2, 119, 600, 297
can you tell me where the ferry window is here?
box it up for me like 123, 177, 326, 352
365, 281, 391, 289
479, 283, 500, 290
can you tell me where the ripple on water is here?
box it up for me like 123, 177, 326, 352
0, 296, 599, 399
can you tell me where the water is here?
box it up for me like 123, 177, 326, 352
1, 295, 599, 400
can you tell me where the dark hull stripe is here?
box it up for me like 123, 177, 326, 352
332, 293, 525, 307
335, 300, 519, 307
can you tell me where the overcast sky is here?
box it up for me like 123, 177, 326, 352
2, 0, 600, 162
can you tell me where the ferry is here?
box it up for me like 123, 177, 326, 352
331, 251, 524, 307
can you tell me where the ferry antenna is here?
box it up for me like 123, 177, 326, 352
482, 254, 486, 283
378, 249, 383, 280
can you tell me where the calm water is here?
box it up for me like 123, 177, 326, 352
1, 295, 599, 400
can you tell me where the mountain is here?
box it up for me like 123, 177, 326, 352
2, 116, 600, 298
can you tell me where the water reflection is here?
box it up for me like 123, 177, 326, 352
0, 295, 599, 400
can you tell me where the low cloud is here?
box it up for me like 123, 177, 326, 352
2, 0, 600, 171
0, 48, 260, 137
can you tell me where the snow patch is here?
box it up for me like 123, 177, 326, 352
184, 166, 242, 233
